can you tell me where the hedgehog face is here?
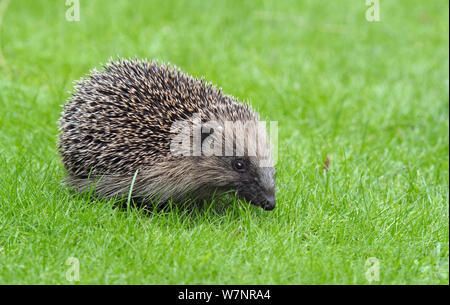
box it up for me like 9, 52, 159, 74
192, 156, 275, 210
198, 119, 276, 210
226, 156, 276, 210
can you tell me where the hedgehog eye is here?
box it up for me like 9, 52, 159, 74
233, 159, 247, 173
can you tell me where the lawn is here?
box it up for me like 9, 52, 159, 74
0, 0, 448, 284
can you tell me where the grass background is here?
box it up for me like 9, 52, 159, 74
0, 0, 448, 284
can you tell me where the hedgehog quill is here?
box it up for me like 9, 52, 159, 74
58, 58, 276, 210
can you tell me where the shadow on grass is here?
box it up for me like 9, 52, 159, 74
68, 187, 261, 228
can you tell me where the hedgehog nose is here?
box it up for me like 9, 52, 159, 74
263, 196, 275, 211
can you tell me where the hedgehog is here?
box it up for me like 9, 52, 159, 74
58, 58, 276, 210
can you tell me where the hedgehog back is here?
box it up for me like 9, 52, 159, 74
58, 59, 257, 178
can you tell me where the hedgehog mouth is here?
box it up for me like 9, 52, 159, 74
238, 192, 276, 211
261, 196, 275, 211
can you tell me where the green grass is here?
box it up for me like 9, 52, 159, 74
0, 0, 448, 284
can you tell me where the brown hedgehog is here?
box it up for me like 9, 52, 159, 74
58, 58, 276, 210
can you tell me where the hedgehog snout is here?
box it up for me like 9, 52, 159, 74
262, 195, 276, 211
236, 182, 276, 211
257, 167, 276, 211
242, 191, 275, 211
